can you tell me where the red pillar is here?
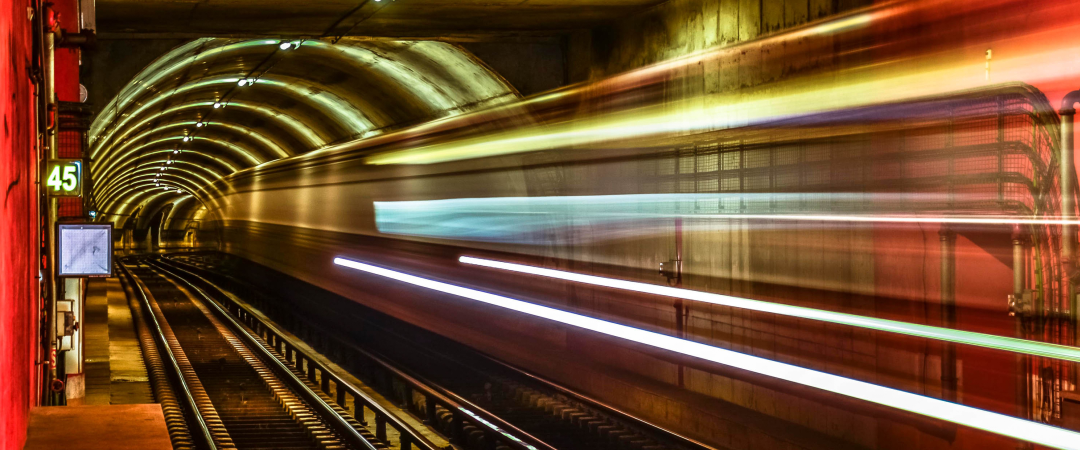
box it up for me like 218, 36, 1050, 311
1, 0, 42, 449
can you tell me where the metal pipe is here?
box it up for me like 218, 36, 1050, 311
674, 217, 684, 387
44, 28, 58, 402
1012, 228, 1028, 422
940, 227, 957, 403
1063, 90, 1080, 348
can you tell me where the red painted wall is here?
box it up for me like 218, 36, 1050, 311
0, 0, 40, 449
51, 0, 79, 103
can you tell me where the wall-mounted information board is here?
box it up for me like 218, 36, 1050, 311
57, 223, 112, 277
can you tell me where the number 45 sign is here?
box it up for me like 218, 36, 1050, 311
45, 159, 83, 197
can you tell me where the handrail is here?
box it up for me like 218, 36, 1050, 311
118, 262, 218, 450
159, 256, 555, 450
149, 261, 381, 450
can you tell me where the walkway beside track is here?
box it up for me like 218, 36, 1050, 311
83, 277, 153, 405
23, 404, 172, 450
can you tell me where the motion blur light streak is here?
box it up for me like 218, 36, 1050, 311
458, 256, 1080, 363
333, 257, 1080, 450
459, 408, 537, 450
375, 194, 1080, 245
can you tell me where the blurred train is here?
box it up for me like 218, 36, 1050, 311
115, 0, 1080, 448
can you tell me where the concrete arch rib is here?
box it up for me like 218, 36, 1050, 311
94, 147, 239, 198
101, 176, 207, 212
97, 164, 221, 208
90, 37, 519, 235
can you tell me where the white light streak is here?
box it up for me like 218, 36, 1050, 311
374, 194, 1080, 246
333, 256, 1080, 450
458, 257, 1080, 363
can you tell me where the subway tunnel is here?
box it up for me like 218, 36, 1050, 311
4, 1, 1080, 450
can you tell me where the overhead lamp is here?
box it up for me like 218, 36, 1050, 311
279, 41, 291, 50
213, 101, 223, 109
173, 150, 180, 154
195, 121, 205, 128
182, 136, 192, 142
238, 78, 253, 87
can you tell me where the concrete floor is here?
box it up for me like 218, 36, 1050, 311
83, 278, 153, 405
23, 404, 172, 450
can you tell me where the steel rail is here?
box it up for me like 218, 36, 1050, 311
118, 263, 218, 450
155, 258, 443, 450
149, 261, 381, 450
160, 256, 558, 450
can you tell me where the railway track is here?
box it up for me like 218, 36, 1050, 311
119, 259, 412, 450
153, 254, 720, 450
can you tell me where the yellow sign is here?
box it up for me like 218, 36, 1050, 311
45, 159, 83, 197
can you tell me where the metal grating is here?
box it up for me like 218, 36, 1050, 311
57, 197, 82, 219
57, 102, 92, 218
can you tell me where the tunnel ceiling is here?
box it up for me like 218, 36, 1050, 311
97, 0, 666, 38
90, 37, 518, 229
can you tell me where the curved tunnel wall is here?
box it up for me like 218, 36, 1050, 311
90, 37, 519, 247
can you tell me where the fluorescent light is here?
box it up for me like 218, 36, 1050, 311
459, 256, 1080, 364
333, 256, 1080, 450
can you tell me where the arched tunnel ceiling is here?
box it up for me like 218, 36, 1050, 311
97, 0, 666, 39
90, 37, 519, 228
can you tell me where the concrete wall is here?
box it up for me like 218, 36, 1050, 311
84, 38, 189, 120
0, 0, 40, 449
462, 41, 568, 97
567, 0, 871, 82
